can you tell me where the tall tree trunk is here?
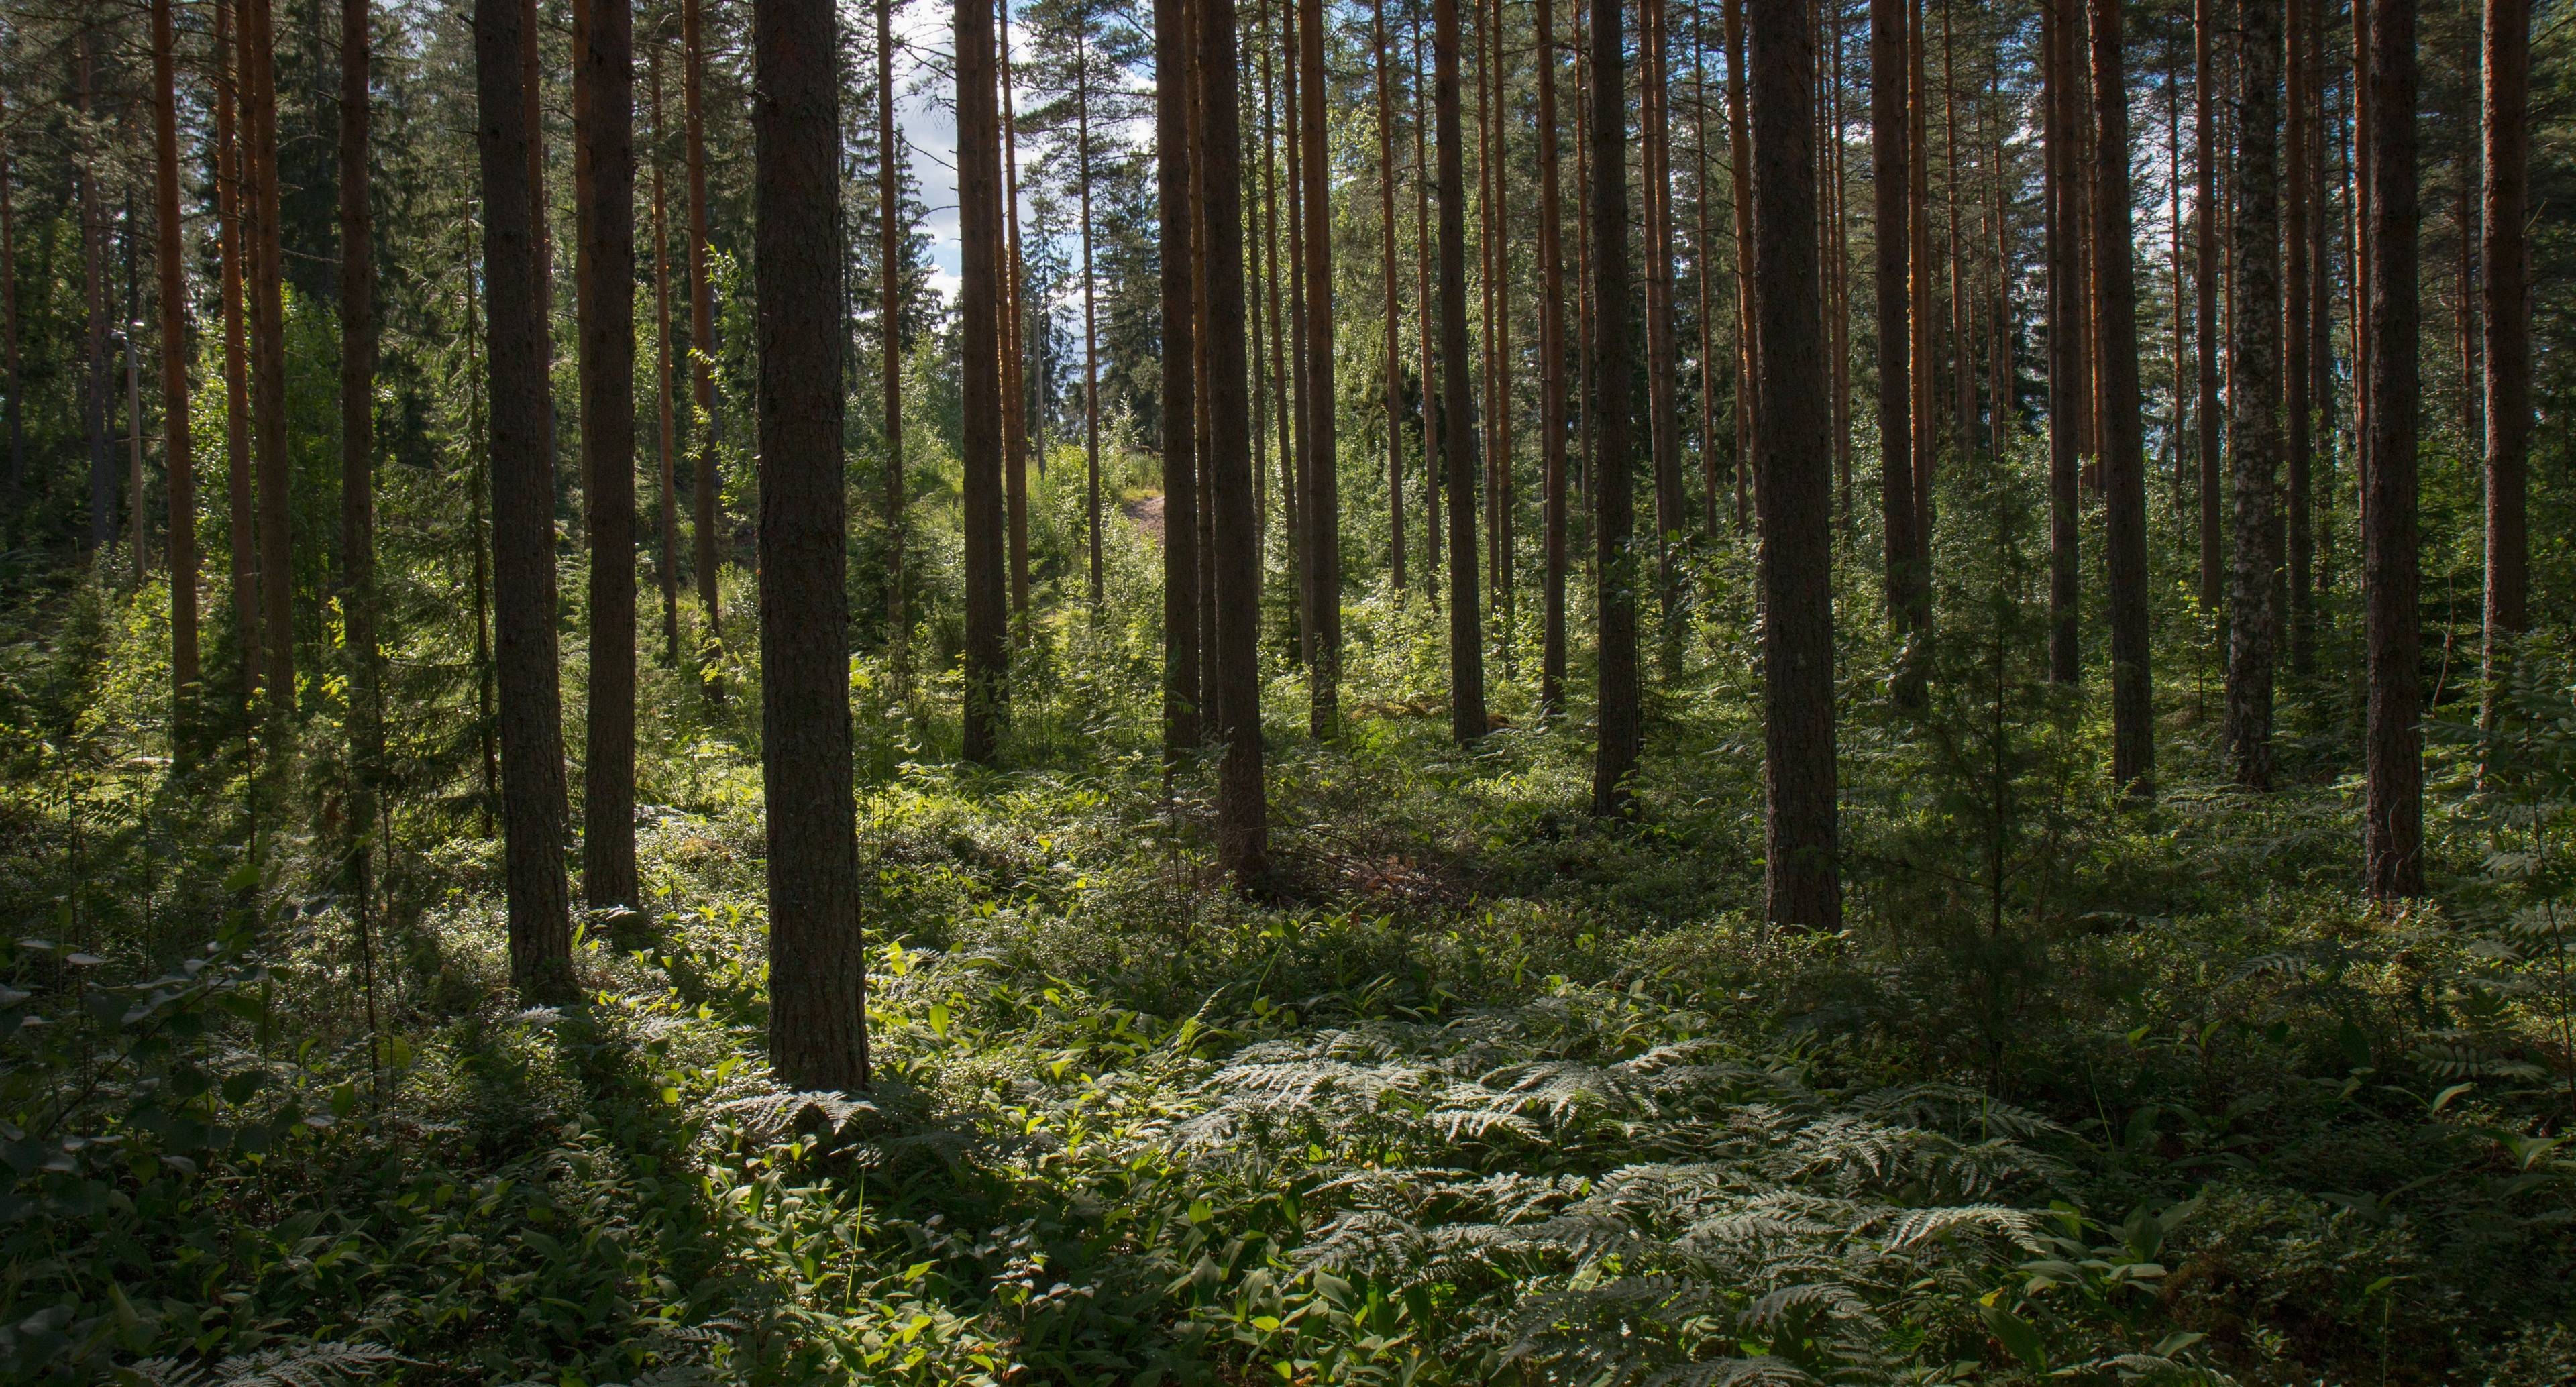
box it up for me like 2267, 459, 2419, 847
1488, 0, 1515, 674
475, 0, 574, 1000
153, 0, 200, 704
2168, 57, 2188, 508
1752, 0, 1839, 928
1377, 0, 1407, 592
340, 0, 384, 903
1871, 0, 1920, 676
1942, 0, 1968, 454
1727, 0, 1752, 532
2041, 0, 2078, 683
1586, 0, 1633, 807
960, 0, 1010, 763
2363, 0, 2421, 899
1906, 0, 1933, 550
2091, 0, 2155, 795
1284, 21, 1313, 664
578, 0, 638, 907
2480, 0, 2528, 709
686, 0, 725, 697
1642, 0, 1684, 671
1537, 0, 1568, 715
2195, 0, 2221, 610
1692, 5, 1719, 539
1265, 40, 1302, 608
1158, 0, 1201, 758
1002, 5, 1031, 618
127, 223, 146, 585
1436, 0, 1490, 744
1413, 6, 1442, 602
215, 0, 260, 697
78, 39, 111, 559
2286, 0, 2314, 678
1201, 0, 1267, 881
650, 42, 682, 669
245, 0, 295, 712
1078, 39, 1105, 608
0, 96, 17, 516
1300, 0, 1341, 734
466, 254, 500, 832
878, 0, 904, 673
2349, 0, 2371, 519
753, 0, 869, 1089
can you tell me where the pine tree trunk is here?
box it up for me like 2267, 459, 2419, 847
578, 0, 638, 908
1157, 0, 1201, 759
214, 0, 260, 697
152, 0, 200, 705
959, 0, 1010, 764
78, 40, 111, 560
878, 0, 905, 671
1692, 7, 1719, 540
0, 97, 18, 516
1727, 0, 1752, 532
1378, 0, 1408, 592
1078, 42, 1105, 608
1586, 0, 1633, 808
2091, 0, 2155, 795
685, 0, 725, 698
1537, 0, 1568, 716
2363, 0, 2422, 899
1750, 0, 1839, 927
340, 0, 384, 897
751, 0, 869, 1087
1003, 5, 1031, 619
2195, 0, 2222, 611
1414, 8, 1443, 601
2041, 0, 2078, 684
475, 0, 574, 1000
1284, 26, 1314, 665
244, 0, 295, 712
2286, 0, 2314, 679
1642, 0, 1684, 671
2480, 0, 2528, 706
649, 44, 682, 669
1301, 0, 1341, 734
1201, 0, 1268, 881
1436, 0, 1490, 744
1486, 0, 1514, 673
1870, 0, 1919, 668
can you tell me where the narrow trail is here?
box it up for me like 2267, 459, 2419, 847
1122, 493, 1165, 546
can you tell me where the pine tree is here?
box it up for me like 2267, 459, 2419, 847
1201, 0, 1268, 881
475, 0, 574, 1000
151, 0, 199, 707
2090, 0, 2153, 795
578, 0, 639, 907
1751, 0, 1839, 927
1436, 0, 1489, 745
2481, 0, 2529, 708
1587, 0, 1634, 809
1157, 0, 1201, 759
685, 0, 726, 698
961, 0, 1011, 763
2363, 0, 2423, 899
751, 0, 870, 1089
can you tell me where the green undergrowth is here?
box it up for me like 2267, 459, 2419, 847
5, 529, 2575, 1386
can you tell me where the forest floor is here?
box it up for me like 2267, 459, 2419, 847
7, 554, 2576, 1387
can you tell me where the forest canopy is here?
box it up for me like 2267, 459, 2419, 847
3, 0, 2575, 1378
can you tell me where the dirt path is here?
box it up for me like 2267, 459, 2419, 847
1122, 494, 1165, 546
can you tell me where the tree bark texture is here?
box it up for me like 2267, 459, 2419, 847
753, 0, 870, 1089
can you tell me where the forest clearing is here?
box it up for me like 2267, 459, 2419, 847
1, 0, 2573, 1378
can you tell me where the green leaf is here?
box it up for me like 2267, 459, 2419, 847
1978, 1302, 2047, 1372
